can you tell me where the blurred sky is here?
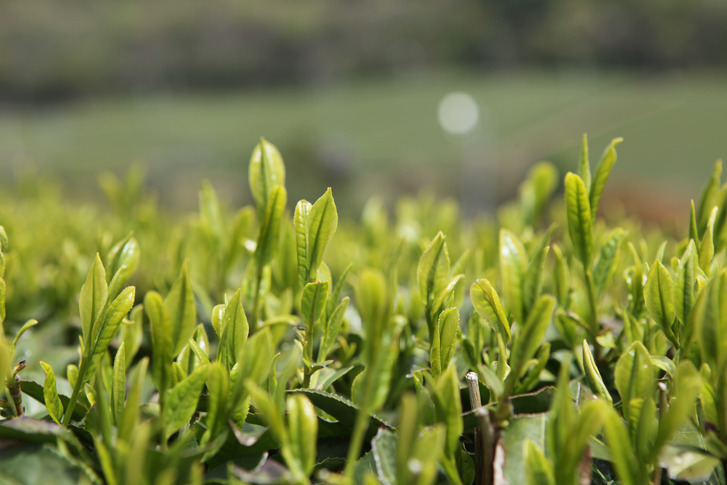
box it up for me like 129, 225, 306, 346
1, 0, 726, 219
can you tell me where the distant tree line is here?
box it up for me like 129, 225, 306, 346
1, 0, 726, 102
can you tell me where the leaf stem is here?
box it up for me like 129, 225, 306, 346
63, 357, 89, 426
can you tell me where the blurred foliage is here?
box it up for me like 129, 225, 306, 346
1, 0, 726, 101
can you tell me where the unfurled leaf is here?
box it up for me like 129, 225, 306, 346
217, 289, 249, 369
500, 228, 528, 324
675, 240, 697, 328
307, 188, 338, 276
112, 342, 126, 425
80, 253, 108, 343
694, 269, 727, 371
593, 228, 625, 296
430, 308, 459, 377
602, 407, 647, 485
614, 341, 656, 421
166, 262, 197, 357
249, 138, 286, 213
320, 296, 349, 362
523, 227, 553, 311
106, 235, 140, 299
589, 137, 623, 221
417, 232, 450, 308
582, 340, 612, 403
470, 279, 510, 341
301, 280, 329, 365
524, 440, 555, 485
286, 394, 318, 477
651, 361, 701, 460
145, 291, 172, 391
644, 259, 677, 346
564, 172, 593, 267
255, 185, 287, 268
166, 364, 209, 439
89, 286, 136, 373
431, 366, 463, 458
40, 362, 64, 425
508, 295, 555, 389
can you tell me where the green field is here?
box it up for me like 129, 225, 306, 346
1, 70, 725, 212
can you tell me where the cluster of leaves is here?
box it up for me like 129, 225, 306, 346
1, 136, 727, 485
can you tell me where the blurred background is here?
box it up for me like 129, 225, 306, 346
1, 0, 726, 219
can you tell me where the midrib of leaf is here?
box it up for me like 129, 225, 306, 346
426, 241, 445, 306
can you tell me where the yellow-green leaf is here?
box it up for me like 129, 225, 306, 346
564, 172, 593, 267
40, 361, 64, 425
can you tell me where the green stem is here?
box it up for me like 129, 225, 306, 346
251, 264, 264, 331
343, 406, 370, 479
63, 358, 89, 426
584, 270, 603, 364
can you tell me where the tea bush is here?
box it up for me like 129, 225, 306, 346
0, 136, 725, 485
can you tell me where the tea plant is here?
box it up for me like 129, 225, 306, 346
0, 135, 726, 484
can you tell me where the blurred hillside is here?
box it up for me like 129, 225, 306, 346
2, 0, 727, 101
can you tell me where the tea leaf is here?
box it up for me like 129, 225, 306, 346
694, 269, 727, 371
320, 296, 349, 362
218, 289, 249, 369
166, 262, 197, 357
40, 361, 64, 425
564, 172, 593, 267
524, 440, 555, 485
644, 259, 677, 346
294, 200, 312, 287
301, 281, 329, 330
430, 307, 459, 377
470, 279, 510, 341
651, 361, 701, 460
499, 228, 527, 324
80, 253, 108, 344
112, 342, 126, 425
286, 394, 318, 477
431, 366, 463, 458
523, 226, 553, 311
106, 235, 140, 300
249, 138, 285, 213
602, 407, 646, 485
582, 340, 612, 403
255, 185, 287, 268
614, 341, 655, 420
307, 188, 338, 276
579, 133, 591, 191
89, 286, 136, 373
593, 228, 626, 296
675, 239, 697, 327
119, 358, 147, 443
166, 364, 209, 439
508, 295, 555, 389
301, 280, 329, 365
417, 232, 450, 307
589, 137, 623, 221
697, 160, 722, 236
145, 291, 172, 391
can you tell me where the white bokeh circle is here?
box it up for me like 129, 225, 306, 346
438, 92, 479, 135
